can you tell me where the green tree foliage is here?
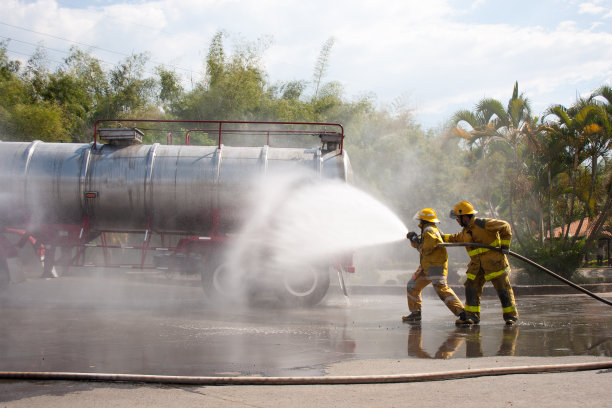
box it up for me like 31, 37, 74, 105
0, 41, 26, 138
451, 82, 534, 245
1, 33, 610, 278
107, 53, 157, 117
156, 66, 183, 114
175, 31, 272, 121
0, 42, 69, 142
11, 101, 69, 142
450, 82, 611, 279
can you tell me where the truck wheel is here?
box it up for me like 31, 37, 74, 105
277, 265, 330, 307
201, 258, 242, 303
0, 257, 9, 291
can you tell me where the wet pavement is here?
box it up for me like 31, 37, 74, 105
0, 275, 611, 378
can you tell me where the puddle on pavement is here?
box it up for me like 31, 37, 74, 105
0, 280, 610, 376
336, 294, 612, 361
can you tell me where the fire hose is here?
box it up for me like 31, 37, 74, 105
0, 249, 610, 387
1, 247, 610, 386
439, 242, 612, 307
0, 361, 610, 385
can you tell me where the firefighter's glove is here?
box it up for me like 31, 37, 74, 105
500, 246, 510, 254
406, 231, 418, 243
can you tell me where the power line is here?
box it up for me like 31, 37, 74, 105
5, 48, 67, 67
0, 21, 132, 58
2, 35, 126, 70
1, 35, 80, 57
5, 46, 165, 79
4, 39, 199, 91
55, 0, 178, 38
0, 20, 199, 77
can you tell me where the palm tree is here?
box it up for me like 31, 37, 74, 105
583, 85, 612, 249
451, 82, 532, 246
524, 120, 570, 248
542, 99, 609, 248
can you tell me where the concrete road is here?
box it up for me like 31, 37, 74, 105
1, 275, 611, 407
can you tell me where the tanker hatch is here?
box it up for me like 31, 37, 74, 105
319, 132, 343, 152
98, 127, 144, 145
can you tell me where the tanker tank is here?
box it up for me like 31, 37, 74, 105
0, 120, 354, 306
0, 140, 351, 233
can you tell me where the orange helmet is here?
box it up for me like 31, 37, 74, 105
413, 208, 440, 223
450, 201, 477, 218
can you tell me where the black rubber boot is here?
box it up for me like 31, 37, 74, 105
402, 311, 422, 323
455, 310, 477, 325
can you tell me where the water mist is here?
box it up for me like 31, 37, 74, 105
220, 171, 408, 304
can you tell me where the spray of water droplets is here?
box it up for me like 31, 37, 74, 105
225, 172, 408, 280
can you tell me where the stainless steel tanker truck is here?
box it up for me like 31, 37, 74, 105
0, 119, 354, 306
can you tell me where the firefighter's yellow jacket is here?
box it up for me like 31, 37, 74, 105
416, 224, 448, 276
442, 217, 512, 280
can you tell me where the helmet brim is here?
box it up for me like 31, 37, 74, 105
450, 210, 477, 218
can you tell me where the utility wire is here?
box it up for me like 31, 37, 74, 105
5, 48, 68, 67
4, 47, 159, 78
0, 20, 199, 76
55, 0, 178, 38
0, 21, 132, 58
4, 41, 198, 91
2, 34, 137, 71
1, 35, 87, 58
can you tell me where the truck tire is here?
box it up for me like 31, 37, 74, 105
277, 265, 330, 307
201, 257, 242, 303
0, 257, 9, 291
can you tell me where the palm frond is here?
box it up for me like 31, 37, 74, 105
451, 109, 479, 128
476, 98, 506, 126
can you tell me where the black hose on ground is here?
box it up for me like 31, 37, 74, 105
0, 361, 610, 385
439, 242, 612, 307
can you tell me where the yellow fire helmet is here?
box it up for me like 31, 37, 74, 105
450, 201, 478, 218
413, 208, 440, 223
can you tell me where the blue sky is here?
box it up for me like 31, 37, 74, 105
2, 0, 612, 129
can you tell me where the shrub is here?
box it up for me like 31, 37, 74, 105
512, 240, 583, 285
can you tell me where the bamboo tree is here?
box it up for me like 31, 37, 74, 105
312, 37, 335, 102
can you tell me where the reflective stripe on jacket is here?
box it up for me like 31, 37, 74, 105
442, 217, 511, 279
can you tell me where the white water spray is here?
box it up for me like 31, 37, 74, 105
221, 172, 408, 301
263, 179, 407, 266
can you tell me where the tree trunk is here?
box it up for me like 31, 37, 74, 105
583, 169, 612, 254
571, 154, 597, 248
538, 204, 544, 246
562, 152, 579, 248
509, 144, 524, 247
546, 165, 553, 252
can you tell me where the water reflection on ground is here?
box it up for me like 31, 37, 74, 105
332, 293, 612, 361
0, 277, 610, 376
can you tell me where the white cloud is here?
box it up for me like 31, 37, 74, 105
578, 1, 607, 14
1, 0, 611, 128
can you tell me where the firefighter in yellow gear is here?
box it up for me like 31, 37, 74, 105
407, 325, 518, 359
407, 325, 464, 359
443, 201, 519, 326
402, 208, 466, 323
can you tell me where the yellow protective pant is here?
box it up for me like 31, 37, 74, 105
407, 325, 464, 359
497, 325, 519, 356
463, 266, 518, 323
407, 271, 464, 316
